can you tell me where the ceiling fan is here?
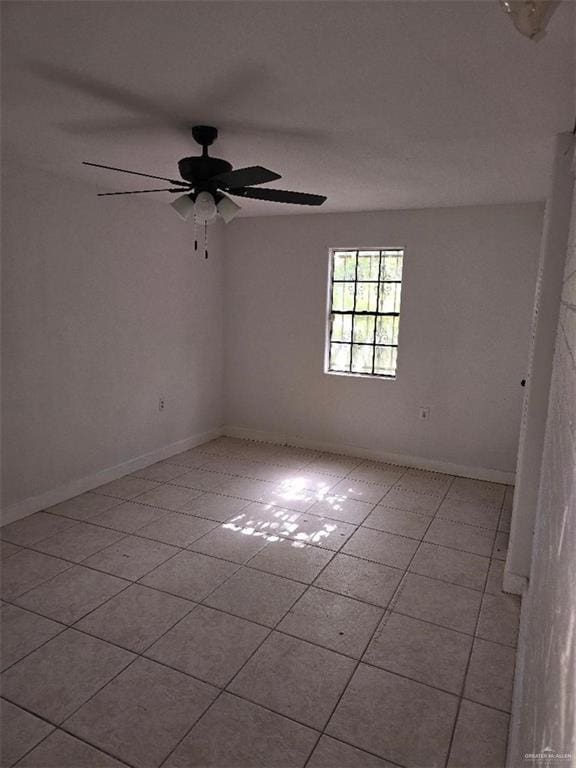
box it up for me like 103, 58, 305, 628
84, 125, 327, 227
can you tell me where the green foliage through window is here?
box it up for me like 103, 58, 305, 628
327, 248, 404, 378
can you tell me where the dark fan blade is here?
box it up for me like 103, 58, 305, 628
97, 188, 188, 196
212, 166, 281, 188
83, 162, 189, 187
228, 187, 326, 206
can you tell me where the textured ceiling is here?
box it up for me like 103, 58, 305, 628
1, 1, 574, 217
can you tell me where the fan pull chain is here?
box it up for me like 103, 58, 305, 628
204, 221, 208, 260
193, 213, 198, 252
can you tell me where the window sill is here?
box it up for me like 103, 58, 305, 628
323, 369, 397, 381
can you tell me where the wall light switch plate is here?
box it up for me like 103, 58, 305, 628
419, 407, 430, 421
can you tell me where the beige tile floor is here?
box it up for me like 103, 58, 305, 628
0, 437, 519, 768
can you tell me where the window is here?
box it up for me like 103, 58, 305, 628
326, 247, 404, 378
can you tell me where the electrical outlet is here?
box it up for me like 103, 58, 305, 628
159, 398, 166, 412
419, 406, 430, 421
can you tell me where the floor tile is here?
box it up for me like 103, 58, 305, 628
93, 476, 160, 500
222, 477, 301, 508
314, 553, 402, 608
139, 550, 238, 601
392, 573, 481, 634
16, 730, 127, 767
83, 536, 179, 580
164, 692, 317, 768
46, 492, 121, 522
394, 469, 452, 496
364, 612, 472, 694
146, 604, 269, 687
1, 512, 77, 547
436, 497, 500, 529
135, 511, 217, 547
166, 448, 215, 468
409, 542, 489, 591
89, 501, 169, 534
278, 586, 383, 658
499, 504, 512, 533
348, 461, 405, 485
447, 699, 509, 768
170, 468, 236, 493
268, 507, 357, 550
376, 488, 442, 515
229, 632, 355, 729
307, 735, 395, 768
0, 699, 54, 767
306, 454, 362, 475
189, 523, 269, 563
1, 550, 72, 601
362, 505, 432, 540
492, 531, 509, 561
464, 638, 516, 711
175, 492, 250, 522
447, 478, 505, 506
75, 583, 193, 652
278, 471, 341, 497
65, 657, 217, 768
1, 605, 63, 671
308, 495, 376, 525
248, 539, 334, 583
131, 460, 190, 482
15, 565, 127, 624
132, 484, 203, 513
424, 518, 495, 557
205, 567, 306, 627
476, 592, 521, 647
326, 479, 390, 507
342, 527, 418, 570
327, 663, 458, 768
1, 629, 134, 723
1, 541, 22, 559
32, 522, 124, 562
485, 558, 505, 595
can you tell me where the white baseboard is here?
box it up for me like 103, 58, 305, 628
1, 427, 223, 527
224, 426, 516, 485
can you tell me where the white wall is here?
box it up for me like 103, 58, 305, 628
224, 204, 543, 478
506, 133, 575, 592
1, 161, 224, 520
508, 158, 576, 767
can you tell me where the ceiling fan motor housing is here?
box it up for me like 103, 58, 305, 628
178, 156, 232, 185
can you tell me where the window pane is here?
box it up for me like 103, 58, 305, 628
376, 316, 398, 345
378, 282, 401, 313
355, 282, 378, 312
351, 344, 373, 374
331, 313, 352, 342
333, 251, 356, 280
353, 315, 375, 343
332, 282, 355, 311
330, 342, 350, 371
381, 253, 403, 281
374, 345, 397, 376
357, 251, 380, 281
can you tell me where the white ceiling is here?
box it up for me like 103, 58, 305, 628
2, 1, 574, 217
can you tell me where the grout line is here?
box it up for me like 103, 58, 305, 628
440, 484, 509, 768
2, 439, 515, 768
0, 696, 137, 768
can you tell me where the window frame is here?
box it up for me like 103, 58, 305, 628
324, 246, 405, 380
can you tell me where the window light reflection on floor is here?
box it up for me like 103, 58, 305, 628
221, 474, 350, 548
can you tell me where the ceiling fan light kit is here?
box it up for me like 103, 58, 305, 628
84, 125, 327, 258
500, 0, 559, 39
170, 194, 195, 221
